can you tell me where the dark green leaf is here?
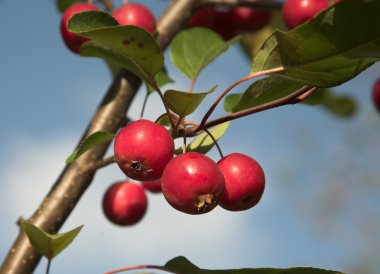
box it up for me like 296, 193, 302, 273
229, 76, 305, 112
21, 221, 83, 259
225, 76, 357, 117
68, 11, 164, 85
147, 70, 174, 94
156, 114, 172, 127
165, 256, 345, 274
170, 27, 238, 81
56, 0, 85, 13
66, 131, 115, 163
252, 0, 380, 87
164, 85, 217, 117
175, 122, 230, 155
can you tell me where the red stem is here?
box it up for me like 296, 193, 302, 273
199, 86, 316, 131
105, 264, 182, 274
196, 67, 284, 132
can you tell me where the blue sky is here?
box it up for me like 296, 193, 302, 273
1, 1, 380, 273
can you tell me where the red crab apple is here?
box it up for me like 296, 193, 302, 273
102, 181, 147, 226
112, 3, 156, 32
372, 78, 380, 112
188, 6, 238, 41
162, 152, 225, 214
230, 7, 271, 32
217, 153, 265, 211
141, 179, 162, 193
282, 0, 330, 30
114, 119, 174, 181
60, 2, 99, 54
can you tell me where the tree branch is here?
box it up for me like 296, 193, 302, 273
200, 86, 315, 130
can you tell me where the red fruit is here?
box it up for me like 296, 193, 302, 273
230, 7, 271, 32
141, 179, 162, 193
282, 0, 330, 30
60, 2, 99, 54
114, 119, 174, 181
188, 7, 238, 41
372, 78, 380, 112
162, 152, 225, 215
217, 153, 265, 211
102, 181, 147, 226
112, 3, 156, 33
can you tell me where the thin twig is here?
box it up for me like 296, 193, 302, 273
199, 86, 314, 131
196, 67, 284, 132
151, 80, 176, 129
105, 264, 182, 274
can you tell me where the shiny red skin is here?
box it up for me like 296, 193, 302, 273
218, 153, 265, 211
60, 2, 99, 54
372, 78, 380, 112
141, 179, 162, 193
188, 7, 238, 41
282, 0, 330, 30
102, 181, 147, 226
112, 3, 156, 33
162, 152, 225, 215
114, 119, 174, 181
230, 7, 271, 32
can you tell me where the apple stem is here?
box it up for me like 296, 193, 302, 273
140, 91, 149, 119
182, 135, 187, 154
104, 264, 182, 274
45, 259, 52, 274
195, 67, 284, 133
150, 79, 176, 129
204, 128, 224, 159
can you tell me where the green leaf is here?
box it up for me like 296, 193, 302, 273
164, 85, 217, 117
170, 27, 238, 81
224, 93, 243, 113
165, 256, 345, 274
147, 70, 174, 94
68, 11, 164, 85
66, 131, 115, 163
252, 0, 380, 87
21, 221, 83, 260
56, 0, 85, 13
156, 114, 172, 127
175, 122, 230, 155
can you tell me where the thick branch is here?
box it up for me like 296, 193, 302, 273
0, 1, 200, 274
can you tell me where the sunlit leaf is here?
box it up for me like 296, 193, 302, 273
21, 221, 83, 259
175, 122, 230, 155
170, 27, 238, 81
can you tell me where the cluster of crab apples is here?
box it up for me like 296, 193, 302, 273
102, 119, 265, 226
